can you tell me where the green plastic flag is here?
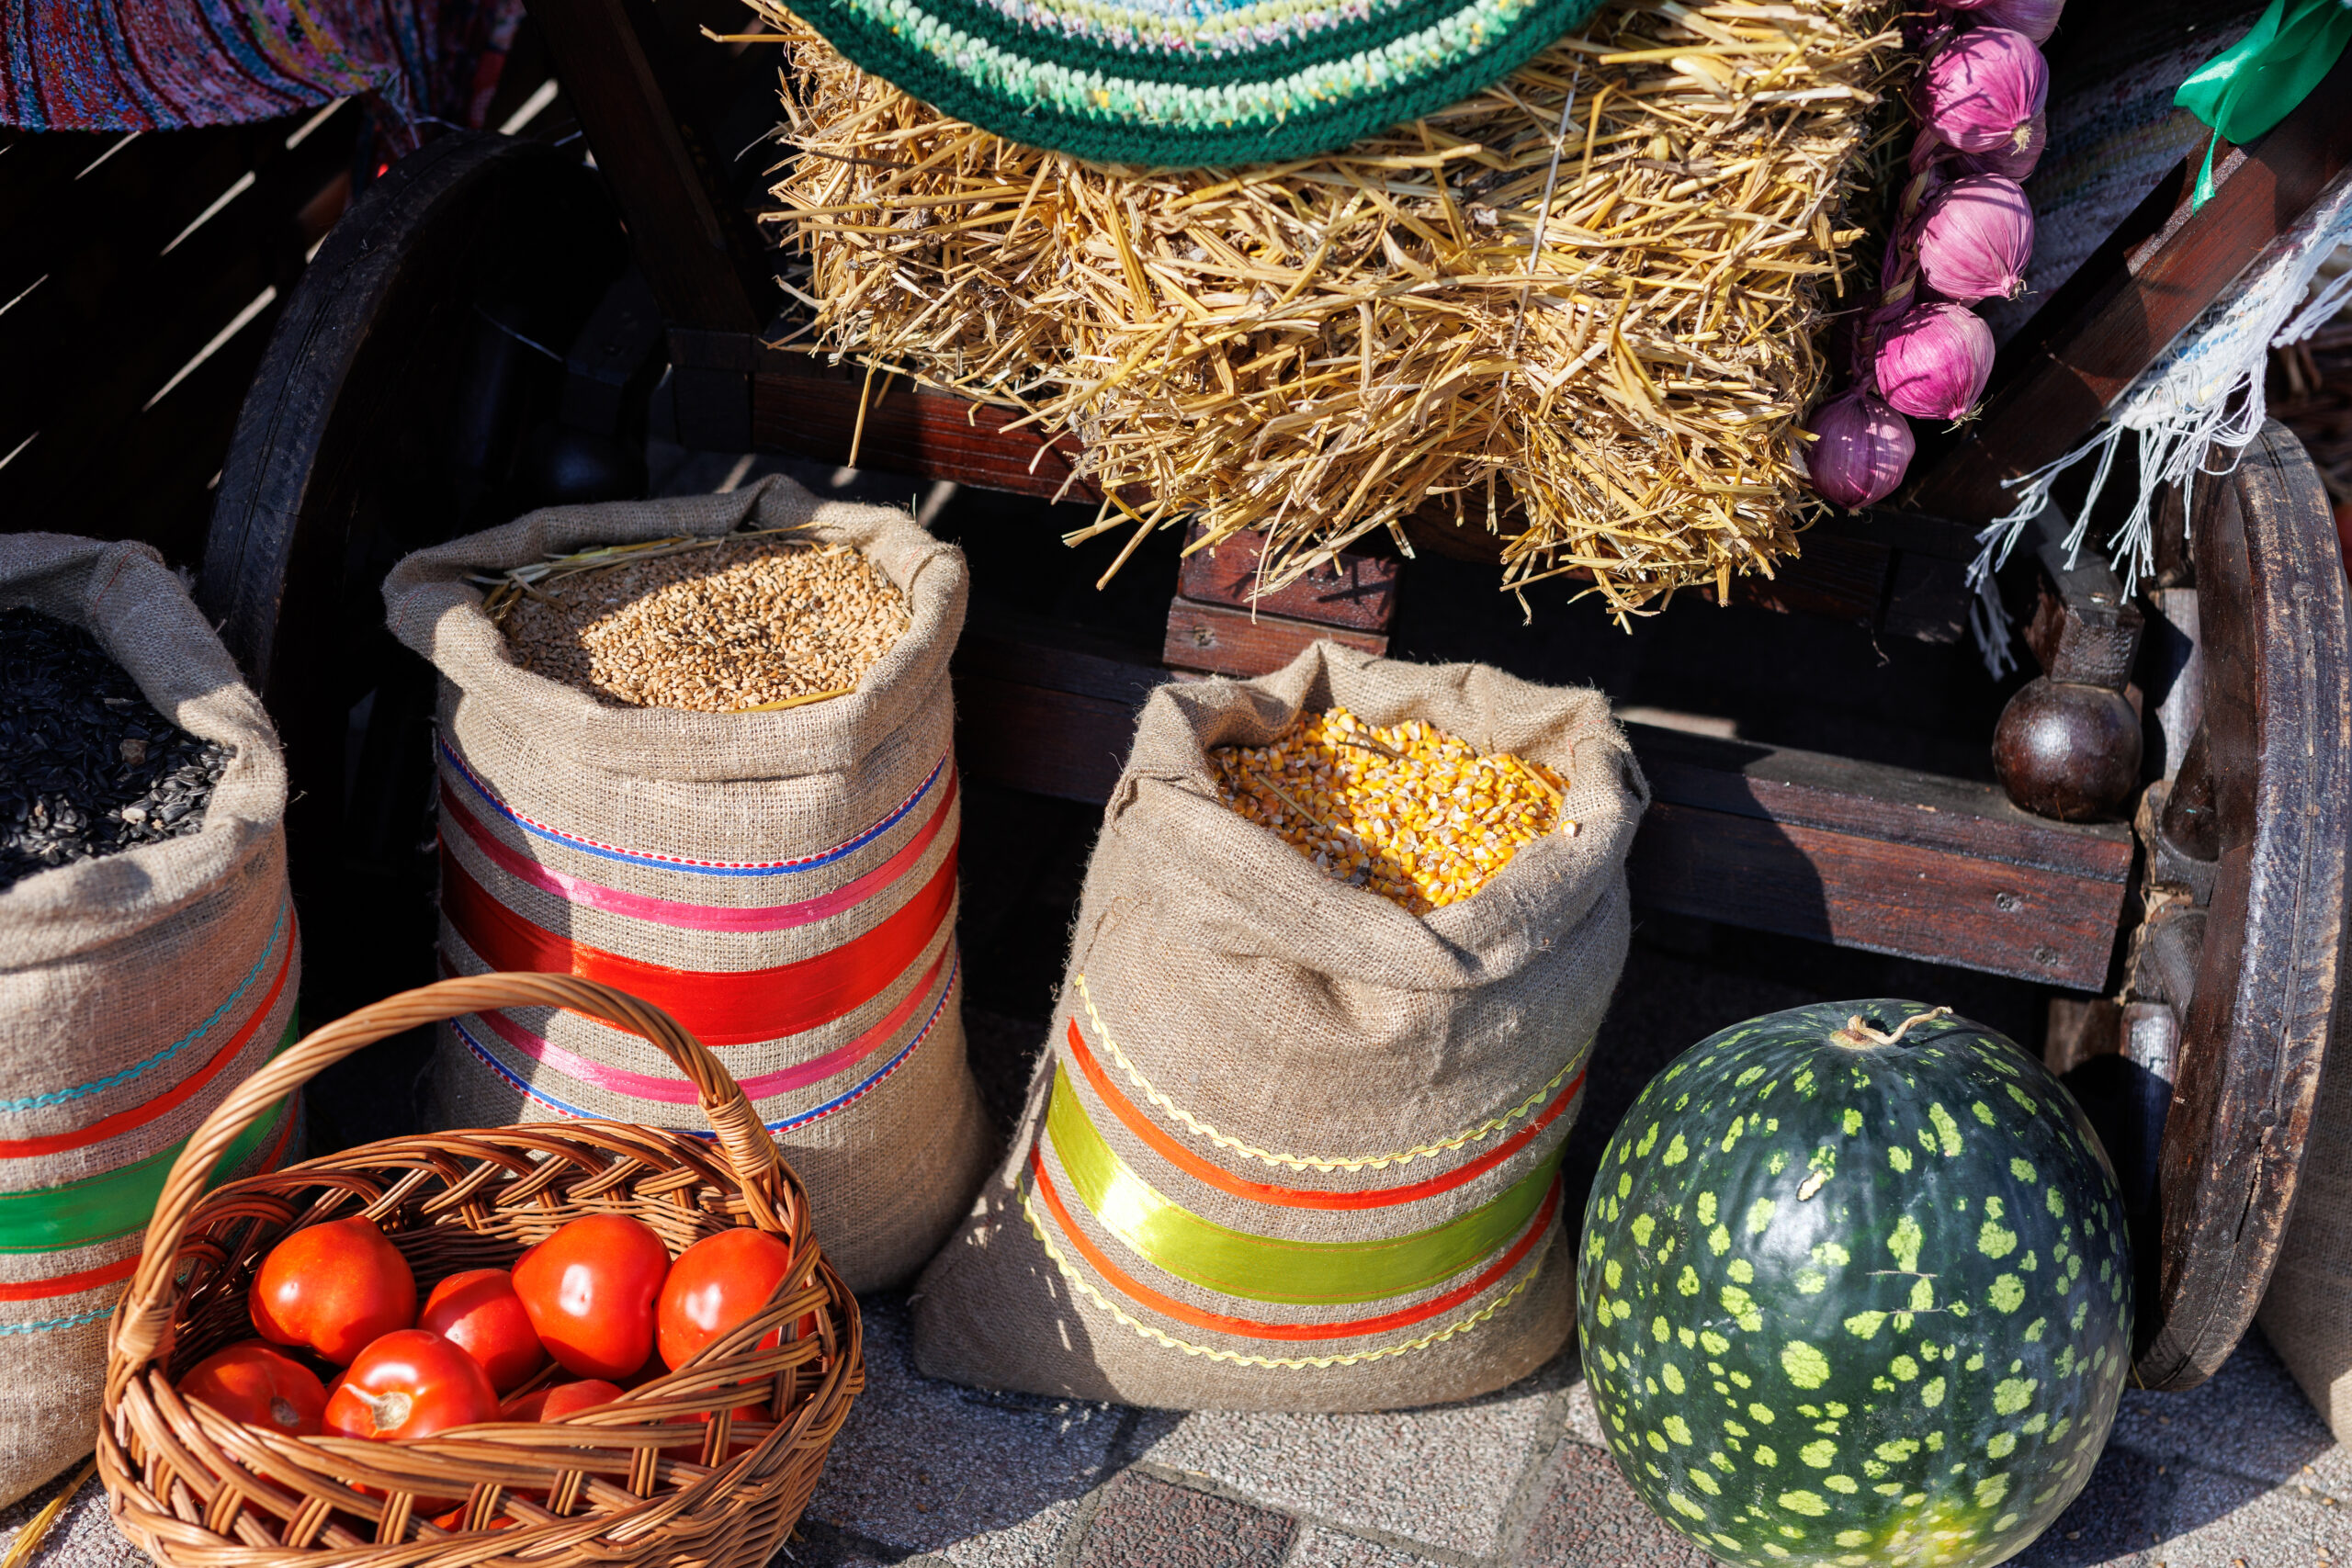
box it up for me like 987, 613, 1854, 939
2175, 0, 2352, 210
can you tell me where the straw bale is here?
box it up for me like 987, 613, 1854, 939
756, 1, 1900, 616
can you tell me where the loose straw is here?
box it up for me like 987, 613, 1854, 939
759, 0, 1901, 618
1, 1459, 94, 1568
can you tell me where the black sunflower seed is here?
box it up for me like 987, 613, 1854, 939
0, 607, 236, 893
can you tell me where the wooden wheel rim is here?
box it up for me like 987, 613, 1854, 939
2136, 423, 2352, 1390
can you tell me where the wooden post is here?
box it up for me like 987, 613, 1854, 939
524, 0, 770, 447
1162, 524, 1401, 678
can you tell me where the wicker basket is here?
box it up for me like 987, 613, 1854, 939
97, 973, 864, 1568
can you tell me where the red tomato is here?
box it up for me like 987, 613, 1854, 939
510, 1214, 670, 1381
540, 1379, 625, 1420
322, 1330, 499, 1441
498, 1377, 626, 1504
655, 1229, 801, 1370
428, 1507, 514, 1533
176, 1341, 329, 1436
420, 1270, 546, 1393
249, 1217, 417, 1366
498, 1386, 550, 1422
500, 1379, 624, 1422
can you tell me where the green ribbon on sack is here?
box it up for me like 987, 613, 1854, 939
1044, 1065, 1560, 1305
0, 1018, 299, 1255
2175, 0, 2352, 210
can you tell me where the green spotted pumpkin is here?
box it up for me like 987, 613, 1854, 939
1577, 1000, 2131, 1568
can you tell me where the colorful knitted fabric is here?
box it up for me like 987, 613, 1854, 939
0, 0, 524, 145
781, 0, 1608, 167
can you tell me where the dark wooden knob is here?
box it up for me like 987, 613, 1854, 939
1994, 677, 2143, 821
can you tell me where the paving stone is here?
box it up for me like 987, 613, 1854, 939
1073, 1472, 1295, 1568
962, 1004, 1048, 1139
804, 1293, 1116, 1564
1510, 1438, 1713, 1568
2009, 1445, 2169, 1568
2110, 1331, 2342, 1492
937, 1502, 1084, 1568
1561, 1378, 1607, 1450
774, 1518, 920, 1567
0, 1466, 147, 1568
1279, 1525, 1451, 1568
1133, 1349, 1570, 1558
2146, 1463, 2352, 1568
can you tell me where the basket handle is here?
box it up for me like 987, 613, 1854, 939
109, 973, 785, 1380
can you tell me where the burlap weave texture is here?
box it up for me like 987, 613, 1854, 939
916, 642, 1645, 1410
0, 535, 298, 1506
384, 477, 991, 1292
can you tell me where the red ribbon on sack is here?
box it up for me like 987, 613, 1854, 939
438, 844, 958, 1046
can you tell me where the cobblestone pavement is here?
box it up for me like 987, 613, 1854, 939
758, 1295, 2346, 1568
6, 1312, 2337, 1568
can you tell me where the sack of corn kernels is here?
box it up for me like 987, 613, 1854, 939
382, 476, 991, 1292
913, 640, 1647, 1410
0, 535, 300, 1504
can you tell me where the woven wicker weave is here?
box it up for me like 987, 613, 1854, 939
97, 973, 863, 1568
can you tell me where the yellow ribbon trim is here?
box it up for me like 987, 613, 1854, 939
1074, 973, 1586, 1172
1046, 1063, 1563, 1304
1018, 1182, 1553, 1371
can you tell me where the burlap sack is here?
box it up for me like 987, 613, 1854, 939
383, 476, 991, 1293
0, 535, 300, 1506
2260, 996, 2352, 1438
914, 641, 1646, 1410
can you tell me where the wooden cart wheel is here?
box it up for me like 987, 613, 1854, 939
2132, 421, 2352, 1390
198, 132, 626, 1122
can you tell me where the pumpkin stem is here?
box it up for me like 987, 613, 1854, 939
1830, 1006, 1952, 1048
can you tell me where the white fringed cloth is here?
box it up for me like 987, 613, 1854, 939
1967, 166, 2352, 673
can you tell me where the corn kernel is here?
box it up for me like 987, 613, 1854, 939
1208, 705, 1569, 916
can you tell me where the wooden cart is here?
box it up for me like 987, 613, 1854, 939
198, 0, 2352, 1393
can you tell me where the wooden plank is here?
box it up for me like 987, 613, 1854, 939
1175, 524, 1400, 631
1882, 552, 1971, 644
1406, 508, 1913, 626
0, 126, 257, 400
1627, 800, 2122, 989
1627, 722, 2135, 883
959, 615, 1171, 708
947, 624, 2131, 985
0, 107, 353, 325
1164, 598, 1386, 677
0, 128, 220, 302
1916, 49, 2352, 521
525, 0, 764, 332
955, 677, 1142, 805
1840, 506, 1981, 561
751, 356, 1092, 497
1733, 530, 1888, 625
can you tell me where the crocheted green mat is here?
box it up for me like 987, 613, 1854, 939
781, 0, 1608, 167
